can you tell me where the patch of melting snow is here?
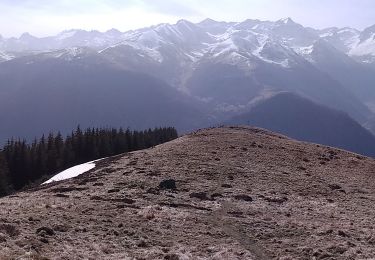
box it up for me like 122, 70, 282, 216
42, 158, 104, 184
43, 47, 85, 60
292, 45, 314, 63
105, 40, 164, 63
252, 37, 292, 68
349, 33, 375, 57
0, 51, 15, 61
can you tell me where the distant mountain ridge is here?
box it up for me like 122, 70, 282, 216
1, 18, 374, 66
1, 18, 375, 145
226, 92, 375, 157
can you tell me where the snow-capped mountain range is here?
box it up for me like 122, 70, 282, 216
1, 18, 375, 141
1, 18, 374, 66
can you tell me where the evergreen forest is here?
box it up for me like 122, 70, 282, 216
0, 126, 178, 197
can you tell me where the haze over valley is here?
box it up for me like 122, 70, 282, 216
1, 17, 375, 157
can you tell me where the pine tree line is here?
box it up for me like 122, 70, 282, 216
0, 126, 178, 195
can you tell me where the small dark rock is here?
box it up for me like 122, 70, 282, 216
137, 240, 148, 248
36, 227, 55, 236
54, 193, 69, 198
128, 160, 137, 166
264, 196, 288, 204
234, 194, 253, 202
338, 230, 349, 237
221, 184, 232, 188
328, 184, 342, 190
40, 237, 49, 244
111, 198, 135, 204
159, 179, 177, 190
0, 234, 6, 243
108, 188, 120, 193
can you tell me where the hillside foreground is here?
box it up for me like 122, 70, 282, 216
1, 126, 375, 259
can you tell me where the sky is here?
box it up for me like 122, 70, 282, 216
0, 0, 374, 38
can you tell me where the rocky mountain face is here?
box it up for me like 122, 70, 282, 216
1, 127, 375, 259
1, 18, 375, 143
227, 92, 375, 157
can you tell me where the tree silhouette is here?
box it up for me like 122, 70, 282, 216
0, 126, 178, 197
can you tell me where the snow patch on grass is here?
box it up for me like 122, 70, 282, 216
43, 158, 103, 184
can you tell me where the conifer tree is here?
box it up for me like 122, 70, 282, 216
0, 125, 178, 197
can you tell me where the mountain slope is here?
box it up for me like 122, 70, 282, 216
97, 19, 375, 123
1, 127, 375, 259
300, 39, 375, 103
0, 49, 208, 142
1, 18, 375, 137
227, 92, 375, 157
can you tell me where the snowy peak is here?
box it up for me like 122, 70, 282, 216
1, 18, 375, 65
348, 24, 375, 62
277, 17, 296, 25
45, 47, 90, 60
100, 18, 354, 71
319, 27, 360, 53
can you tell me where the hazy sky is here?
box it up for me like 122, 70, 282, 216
0, 0, 374, 37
